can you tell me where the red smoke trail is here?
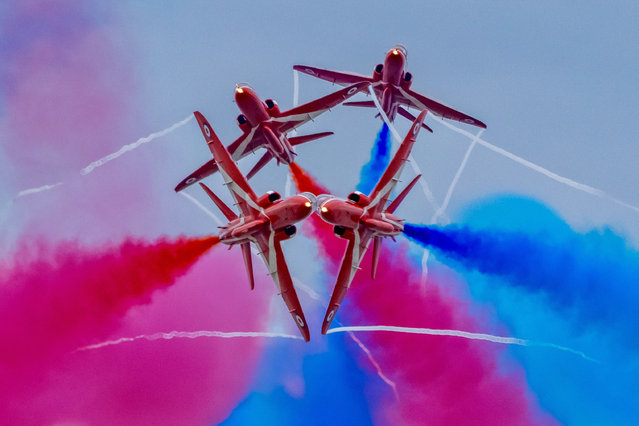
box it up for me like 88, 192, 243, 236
0, 235, 218, 367
290, 162, 554, 425
0, 235, 282, 425
289, 162, 330, 196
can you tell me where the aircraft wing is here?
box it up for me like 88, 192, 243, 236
366, 110, 427, 215
293, 65, 373, 87
271, 82, 369, 134
321, 227, 375, 334
396, 87, 486, 129
192, 111, 262, 218
174, 127, 268, 192
251, 231, 310, 341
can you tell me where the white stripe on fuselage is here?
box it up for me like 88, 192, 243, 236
234, 126, 260, 158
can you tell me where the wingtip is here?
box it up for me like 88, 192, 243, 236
321, 322, 330, 335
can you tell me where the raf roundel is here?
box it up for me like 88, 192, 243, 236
326, 309, 336, 323
203, 124, 211, 138
295, 314, 305, 327
304, 68, 317, 76
413, 122, 420, 135
185, 177, 197, 185
347, 87, 358, 95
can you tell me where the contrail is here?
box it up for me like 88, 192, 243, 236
293, 69, 300, 108
431, 129, 484, 224
80, 114, 193, 175
286, 70, 300, 195
291, 277, 398, 398
430, 118, 639, 214
77, 330, 302, 351
327, 325, 597, 362
367, 86, 440, 283
179, 191, 224, 226
15, 182, 63, 198
367, 86, 442, 217
284, 173, 293, 197
345, 328, 399, 401
420, 249, 430, 287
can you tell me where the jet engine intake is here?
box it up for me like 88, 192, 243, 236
264, 99, 281, 117
257, 191, 281, 208
373, 64, 384, 80
237, 114, 251, 132
401, 72, 413, 90
347, 191, 371, 207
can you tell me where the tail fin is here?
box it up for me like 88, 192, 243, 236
288, 132, 334, 147
387, 174, 421, 214
194, 111, 223, 148
397, 107, 433, 133
241, 243, 255, 290
199, 182, 237, 221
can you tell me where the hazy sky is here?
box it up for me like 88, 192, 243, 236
2, 2, 639, 424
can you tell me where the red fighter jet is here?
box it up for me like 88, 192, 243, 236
175, 81, 369, 192
294, 45, 486, 130
316, 110, 428, 334
191, 111, 316, 341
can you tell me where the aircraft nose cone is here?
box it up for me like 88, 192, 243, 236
318, 198, 340, 223
298, 192, 317, 218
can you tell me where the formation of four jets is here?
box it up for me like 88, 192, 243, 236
175, 46, 486, 341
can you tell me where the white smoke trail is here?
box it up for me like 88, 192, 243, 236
291, 277, 399, 398
346, 329, 399, 401
431, 118, 639, 214
327, 325, 597, 362
179, 191, 224, 226
293, 69, 300, 108
77, 330, 302, 351
15, 182, 63, 198
431, 129, 484, 224
285, 70, 300, 196
420, 249, 430, 287
284, 173, 292, 198
80, 114, 193, 175
293, 277, 322, 302
367, 86, 442, 216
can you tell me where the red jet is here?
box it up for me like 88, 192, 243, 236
294, 45, 486, 130
315, 110, 428, 334
175, 81, 369, 192
191, 111, 316, 341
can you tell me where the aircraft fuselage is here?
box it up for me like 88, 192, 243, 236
317, 197, 403, 236
218, 193, 314, 244
373, 46, 410, 121
234, 86, 295, 165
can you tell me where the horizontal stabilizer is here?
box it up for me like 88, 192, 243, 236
343, 101, 377, 108
387, 174, 421, 214
241, 242, 255, 290
397, 107, 433, 133
371, 236, 382, 279
199, 182, 237, 221
288, 132, 334, 146
246, 151, 274, 180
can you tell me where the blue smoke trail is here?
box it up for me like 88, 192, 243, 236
357, 124, 390, 195
405, 196, 639, 424
221, 337, 375, 425
403, 220, 639, 347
